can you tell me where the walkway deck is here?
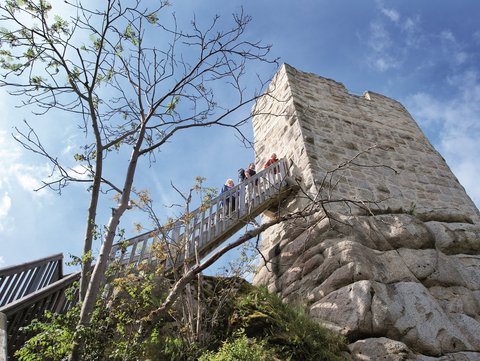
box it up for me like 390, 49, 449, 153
109, 159, 294, 272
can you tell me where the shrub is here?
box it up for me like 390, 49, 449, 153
16, 278, 346, 361
230, 287, 347, 361
198, 330, 275, 361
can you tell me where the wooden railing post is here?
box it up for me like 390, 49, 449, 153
238, 184, 246, 216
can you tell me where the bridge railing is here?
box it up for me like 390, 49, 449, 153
0, 271, 80, 358
109, 158, 289, 271
0, 253, 64, 308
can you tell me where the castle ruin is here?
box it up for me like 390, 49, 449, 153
252, 64, 480, 360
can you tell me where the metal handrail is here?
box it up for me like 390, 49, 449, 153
0, 272, 80, 358
0, 253, 63, 307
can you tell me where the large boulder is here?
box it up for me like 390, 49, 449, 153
310, 280, 478, 356
348, 337, 416, 361
254, 214, 480, 358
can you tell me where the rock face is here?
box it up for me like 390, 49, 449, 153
252, 65, 480, 360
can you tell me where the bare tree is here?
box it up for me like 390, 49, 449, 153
134, 145, 397, 337
0, 0, 276, 358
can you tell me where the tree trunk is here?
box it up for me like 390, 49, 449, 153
69, 125, 147, 360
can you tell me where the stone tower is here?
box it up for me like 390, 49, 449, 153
252, 64, 480, 360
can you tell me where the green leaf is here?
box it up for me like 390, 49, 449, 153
166, 95, 180, 114
146, 12, 158, 24
74, 153, 86, 161
24, 48, 35, 59
123, 23, 134, 39
30, 75, 43, 85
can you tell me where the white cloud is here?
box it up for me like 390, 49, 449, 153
401, 15, 424, 48
454, 52, 468, 65
365, 21, 402, 72
381, 8, 400, 24
372, 56, 401, 72
0, 131, 21, 161
438, 29, 471, 67
365, 5, 475, 76
474, 30, 480, 44
16, 172, 43, 192
375, 2, 423, 48
0, 130, 21, 188
368, 21, 392, 52
0, 192, 12, 232
408, 93, 444, 127
454, 160, 480, 205
0, 255, 4, 267
440, 30, 456, 43
61, 132, 83, 156
402, 17, 416, 32
0, 192, 12, 233
69, 164, 93, 181
0, 130, 51, 197
375, 0, 399, 23
365, 5, 423, 72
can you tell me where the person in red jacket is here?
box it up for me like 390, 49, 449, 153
263, 153, 278, 169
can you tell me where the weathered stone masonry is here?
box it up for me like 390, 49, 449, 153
252, 64, 480, 360
253, 64, 479, 223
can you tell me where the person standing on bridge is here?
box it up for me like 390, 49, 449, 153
263, 153, 278, 169
238, 168, 246, 183
245, 163, 256, 178
221, 178, 236, 216
245, 162, 258, 190
264, 153, 279, 186
244, 163, 257, 208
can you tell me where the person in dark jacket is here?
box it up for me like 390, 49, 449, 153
238, 168, 246, 183
245, 163, 256, 178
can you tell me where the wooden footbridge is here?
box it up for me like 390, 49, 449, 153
0, 159, 296, 359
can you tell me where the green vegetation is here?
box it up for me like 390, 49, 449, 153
16, 276, 347, 361
198, 330, 275, 361
228, 287, 347, 361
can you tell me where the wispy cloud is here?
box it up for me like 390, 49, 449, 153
0, 130, 52, 203
367, 3, 480, 206
15, 168, 45, 193
69, 164, 93, 181
365, 21, 401, 72
365, 3, 426, 72
474, 30, 480, 44
372, 56, 401, 72
0, 192, 12, 232
0, 256, 4, 268
438, 29, 471, 66
368, 21, 392, 52
401, 15, 424, 48
440, 29, 456, 42
381, 7, 400, 24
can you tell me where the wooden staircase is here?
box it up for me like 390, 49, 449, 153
0, 158, 295, 359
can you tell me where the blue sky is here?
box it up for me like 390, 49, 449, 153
1, 0, 479, 269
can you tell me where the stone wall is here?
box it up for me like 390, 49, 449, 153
252, 64, 480, 360
253, 64, 479, 224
